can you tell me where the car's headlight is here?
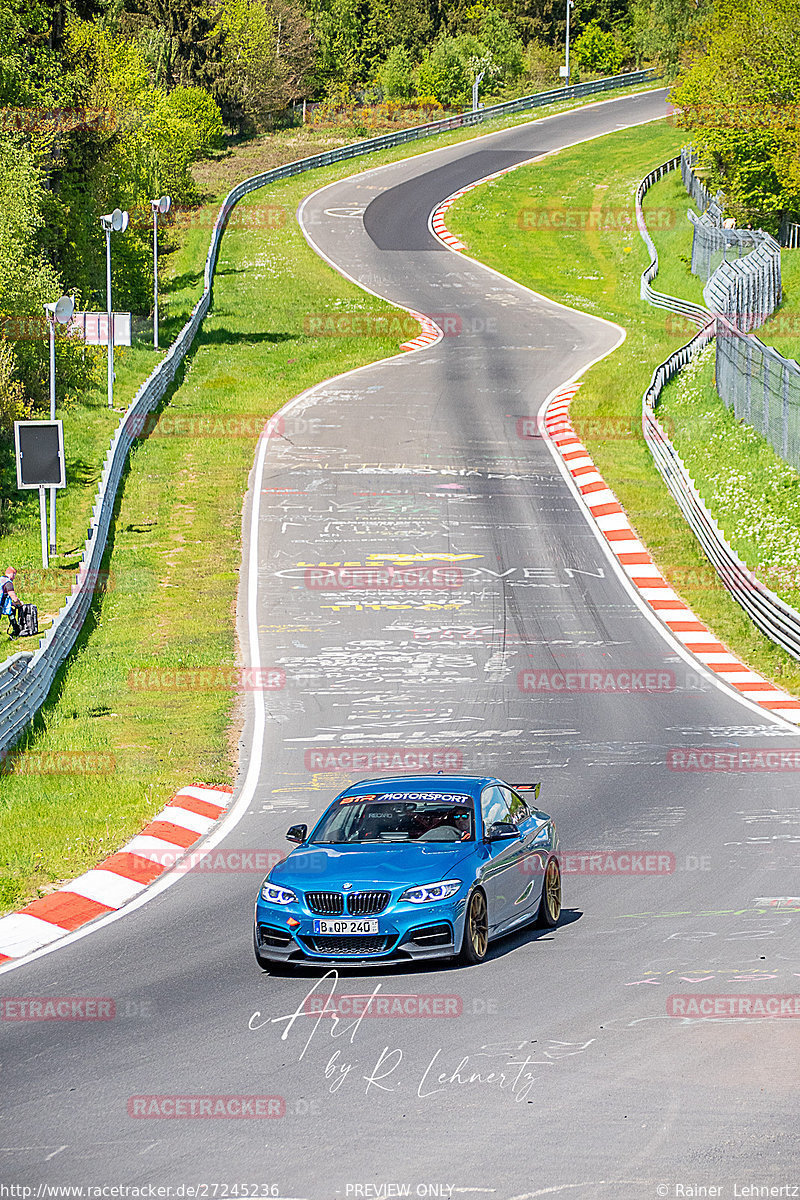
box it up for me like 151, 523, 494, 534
399, 879, 462, 904
260, 881, 297, 905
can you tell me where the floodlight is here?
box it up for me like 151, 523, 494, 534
53, 296, 75, 325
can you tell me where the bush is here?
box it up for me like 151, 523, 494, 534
573, 22, 624, 75
0, 341, 31, 437
416, 38, 471, 107
162, 87, 224, 159
521, 40, 562, 91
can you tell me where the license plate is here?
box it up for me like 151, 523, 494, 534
312, 918, 379, 935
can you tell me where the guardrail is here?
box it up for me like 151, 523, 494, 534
636, 158, 800, 663
636, 157, 710, 329
0, 69, 661, 756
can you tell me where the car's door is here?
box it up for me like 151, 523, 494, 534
478, 785, 527, 931
501, 787, 548, 918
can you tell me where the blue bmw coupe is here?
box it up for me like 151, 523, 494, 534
253, 774, 561, 969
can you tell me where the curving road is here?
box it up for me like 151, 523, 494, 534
2, 90, 799, 1197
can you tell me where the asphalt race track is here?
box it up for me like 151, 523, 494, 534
2, 90, 799, 1197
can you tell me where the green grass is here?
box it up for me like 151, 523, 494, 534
0, 81, 665, 914
0, 221, 216, 649
447, 119, 800, 695
659, 345, 800, 610
757, 249, 800, 363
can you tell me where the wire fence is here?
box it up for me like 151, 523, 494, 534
702, 232, 782, 330
715, 317, 800, 469
680, 147, 720, 214
679, 147, 800, 469
637, 161, 800, 663
780, 214, 800, 249
687, 210, 762, 281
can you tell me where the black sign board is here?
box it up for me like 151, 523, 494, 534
14, 420, 65, 489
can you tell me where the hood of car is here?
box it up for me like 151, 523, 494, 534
268, 841, 476, 892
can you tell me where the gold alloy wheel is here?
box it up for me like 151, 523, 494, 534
468, 890, 489, 957
545, 858, 562, 923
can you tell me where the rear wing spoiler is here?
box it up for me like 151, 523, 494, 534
513, 782, 541, 800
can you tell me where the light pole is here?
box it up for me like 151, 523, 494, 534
43, 294, 74, 557
566, 0, 573, 82
150, 195, 171, 349
472, 70, 486, 113
100, 207, 129, 409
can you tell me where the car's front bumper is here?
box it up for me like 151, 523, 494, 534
254, 899, 467, 966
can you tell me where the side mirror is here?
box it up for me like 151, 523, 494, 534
286, 823, 307, 844
486, 821, 519, 841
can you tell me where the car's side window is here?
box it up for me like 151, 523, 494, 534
501, 787, 529, 826
480, 785, 513, 833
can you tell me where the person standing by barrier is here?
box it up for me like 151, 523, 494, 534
1, 568, 23, 637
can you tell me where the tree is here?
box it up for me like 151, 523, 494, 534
121, 0, 224, 91
671, 0, 800, 225
468, 6, 524, 83
213, 0, 314, 127
378, 45, 414, 98
0, 133, 93, 413
416, 36, 471, 105
630, 0, 709, 73
521, 38, 561, 88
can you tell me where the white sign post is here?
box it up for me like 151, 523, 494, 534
43, 295, 74, 557
151, 196, 171, 349
100, 208, 129, 409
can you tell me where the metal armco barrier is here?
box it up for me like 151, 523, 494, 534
636, 157, 710, 330
637, 159, 800, 663
0, 70, 660, 755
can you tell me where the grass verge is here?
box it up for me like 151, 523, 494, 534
0, 82, 665, 914
447, 120, 800, 695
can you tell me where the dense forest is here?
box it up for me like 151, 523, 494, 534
0, 0, 797, 428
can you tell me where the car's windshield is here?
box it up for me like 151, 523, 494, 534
310, 791, 476, 845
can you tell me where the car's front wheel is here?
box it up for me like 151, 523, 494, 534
535, 857, 561, 928
458, 888, 489, 964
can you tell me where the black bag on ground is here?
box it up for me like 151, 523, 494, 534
19, 603, 38, 636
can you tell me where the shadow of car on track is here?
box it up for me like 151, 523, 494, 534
255, 908, 583, 979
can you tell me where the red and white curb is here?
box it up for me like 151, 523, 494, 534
400, 311, 443, 352
431, 195, 467, 251
544, 386, 800, 724
430, 166, 520, 253
0, 784, 234, 963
